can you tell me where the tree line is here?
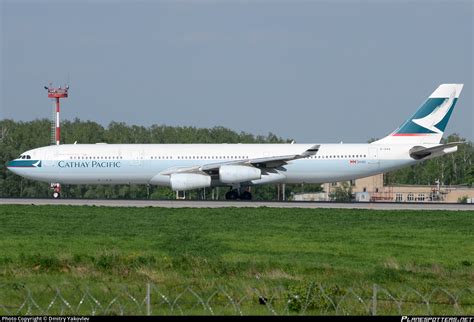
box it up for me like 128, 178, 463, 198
0, 119, 320, 199
0, 119, 472, 199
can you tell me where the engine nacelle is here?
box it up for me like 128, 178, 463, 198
219, 165, 261, 183
170, 173, 211, 191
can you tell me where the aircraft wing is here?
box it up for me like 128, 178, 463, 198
160, 144, 320, 175
409, 142, 461, 160
160, 165, 202, 175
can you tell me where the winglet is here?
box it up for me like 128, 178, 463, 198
300, 144, 320, 158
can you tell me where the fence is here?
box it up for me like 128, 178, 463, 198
1, 283, 473, 315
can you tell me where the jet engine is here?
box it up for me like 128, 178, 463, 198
219, 165, 261, 183
170, 173, 211, 191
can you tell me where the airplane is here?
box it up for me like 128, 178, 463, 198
6, 83, 464, 200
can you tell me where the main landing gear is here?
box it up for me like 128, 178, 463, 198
225, 188, 252, 200
50, 183, 61, 199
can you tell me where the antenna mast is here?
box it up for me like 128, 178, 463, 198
44, 83, 69, 145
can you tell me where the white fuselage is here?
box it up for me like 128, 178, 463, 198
8, 143, 418, 186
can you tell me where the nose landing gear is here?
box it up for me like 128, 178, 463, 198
50, 183, 61, 199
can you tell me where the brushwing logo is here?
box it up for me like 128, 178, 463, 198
6, 159, 42, 168
411, 89, 456, 134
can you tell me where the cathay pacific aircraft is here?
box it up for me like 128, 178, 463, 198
7, 84, 464, 200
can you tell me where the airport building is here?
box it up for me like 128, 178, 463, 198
293, 173, 474, 203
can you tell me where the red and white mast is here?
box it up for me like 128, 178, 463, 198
45, 83, 69, 145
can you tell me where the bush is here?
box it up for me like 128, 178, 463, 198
457, 195, 468, 203
329, 182, 352, 202
286, 282, 345, 313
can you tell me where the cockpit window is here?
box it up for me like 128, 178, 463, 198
27, 155, 31, 159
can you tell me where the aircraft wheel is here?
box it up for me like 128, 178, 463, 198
225, 190, 239, 200
240, 191, 252, 200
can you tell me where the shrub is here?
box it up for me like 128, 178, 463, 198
286, 282, 344, 313
457, 195, 468, 203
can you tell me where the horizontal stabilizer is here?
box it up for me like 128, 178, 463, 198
409, 142, 461, 160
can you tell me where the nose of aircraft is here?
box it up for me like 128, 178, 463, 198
6, 160, 18, 174
6, 159, 41, 173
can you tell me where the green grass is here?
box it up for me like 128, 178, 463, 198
0, 205, 472, 315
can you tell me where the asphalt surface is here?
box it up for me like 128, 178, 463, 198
1, 198, 473, 210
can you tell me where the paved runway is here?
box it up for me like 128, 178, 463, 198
1, 198, 473, 211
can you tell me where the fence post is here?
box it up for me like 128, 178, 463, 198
372, 284, 377, 316
146, 282, 151, 316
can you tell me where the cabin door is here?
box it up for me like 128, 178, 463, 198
368, 147, 379, 165
130, 150, 142, 166
44, 149, 58, 167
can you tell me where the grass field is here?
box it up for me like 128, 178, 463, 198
0, 205, 472, 315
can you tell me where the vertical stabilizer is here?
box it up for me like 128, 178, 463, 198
372, 84, 463, 145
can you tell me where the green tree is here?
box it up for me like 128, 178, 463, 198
329, 182, 352, 202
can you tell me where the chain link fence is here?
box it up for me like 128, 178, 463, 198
1, 283, 472, 315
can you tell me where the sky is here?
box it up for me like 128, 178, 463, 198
1, 0, 473, 143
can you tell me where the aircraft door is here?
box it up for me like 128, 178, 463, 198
44, 149, 58, 167
130, 150, 142, 166
368, 147, 379, 165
